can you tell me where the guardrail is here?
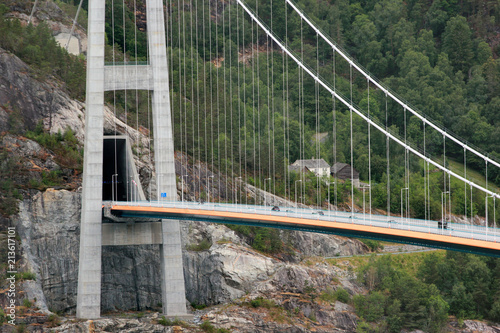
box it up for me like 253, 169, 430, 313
107, 200, 500, 244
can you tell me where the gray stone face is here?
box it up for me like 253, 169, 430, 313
13, 189, 370, 314
101, 245, 162, 311
283, 230, 368, 258
14, 189, 81, 314
0, 49, 72, 132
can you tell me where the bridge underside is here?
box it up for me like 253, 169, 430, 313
109, 205, 500, 258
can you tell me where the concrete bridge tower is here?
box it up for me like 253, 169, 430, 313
76, 0, 189, 318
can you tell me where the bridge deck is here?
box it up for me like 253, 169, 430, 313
107, 202, 500, 257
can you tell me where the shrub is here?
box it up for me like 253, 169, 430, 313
158, 316, 172, 326
15, 323, 26, 333
47, 314, 61, 327
158, 316, 186, 327
249, 297, 275, 309
191, 302, 207, 310
200, 320, 216, 333
319, 287, 336, 303
334, 287, 351, 303
361, 239, 384, 252
353, 292, 385, 322
23, 299, 32, 308
187, 239, 212, 251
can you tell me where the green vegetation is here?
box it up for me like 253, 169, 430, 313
248, 296, 276, 309
355, 251, 500, 332
0, 148, 23, 216
319, 286, 350, 304
200, 320, 230, 333
190, 302, 207, 310
25, 122, 83, 170
360, 239, 384, 252
157, 316, 188, 327
186, 238, 212, 252
0, 4, 85, 100
225, 225, 283, 254
15, 323, 26, 333
55, 0, 88, 29
113, 0, 498, 221
22, 299, 32, 308
47, 313, 61, 327
2, 0, 499, 221
15, 271, 37, 281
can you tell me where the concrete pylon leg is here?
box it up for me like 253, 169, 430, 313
76, 0, 105, 319
147, 0, 189, 318
160, 220, 189, 317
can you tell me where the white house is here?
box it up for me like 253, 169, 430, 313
290, 159, 330, 177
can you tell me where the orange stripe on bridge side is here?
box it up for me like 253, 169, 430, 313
110, 205, 500, 254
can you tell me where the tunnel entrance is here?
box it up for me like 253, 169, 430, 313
102, 135, 145, 201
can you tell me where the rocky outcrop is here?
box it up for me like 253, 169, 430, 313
0, 48, 64, 132
51, 315, 178, 333
12, 187, 369, 315
184, 242, 282, 305
14, 189, 81, 313
202, 300, 359, 332
283, 231, 368, 258
6, 0, 88, 55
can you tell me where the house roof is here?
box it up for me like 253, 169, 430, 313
292, 159, 330, 169
332, 162, 359, 175
288, 165, 310, 173
331, 162, 349, 173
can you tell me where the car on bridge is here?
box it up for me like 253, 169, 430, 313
438, 221, 448, 229
271, 206, 280, 211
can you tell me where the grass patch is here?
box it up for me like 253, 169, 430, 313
191, 302, 207, 310
248, 297, 276, 309
55, 0, 88, 29
157, 316, 188, 327
47, 313, 61, 327
319, 287, 351, 304
15, 271, 37, 281
360, 239, 384, 252
186, 239, 212, 251
200, 320, 230, 333
0, 149, 23, 216
445, 157, 499, 192
23, 299, 32, 308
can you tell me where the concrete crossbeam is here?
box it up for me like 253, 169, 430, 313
104, 65, 153, 91
102, 222, 163, 246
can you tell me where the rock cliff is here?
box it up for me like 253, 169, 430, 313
11, 187, 368, 314
0, 42, 369, 315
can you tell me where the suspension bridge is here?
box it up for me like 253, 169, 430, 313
68, 0, 500, 319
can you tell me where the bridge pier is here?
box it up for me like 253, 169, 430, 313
76, 0, 189, 319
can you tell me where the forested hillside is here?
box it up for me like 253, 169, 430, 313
3, 0, 500, 220
2, 1, 500, 332
101, 0, 500, 218
354, 250, 500, 331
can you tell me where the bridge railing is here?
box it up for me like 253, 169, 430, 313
110, 200, 499, 243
